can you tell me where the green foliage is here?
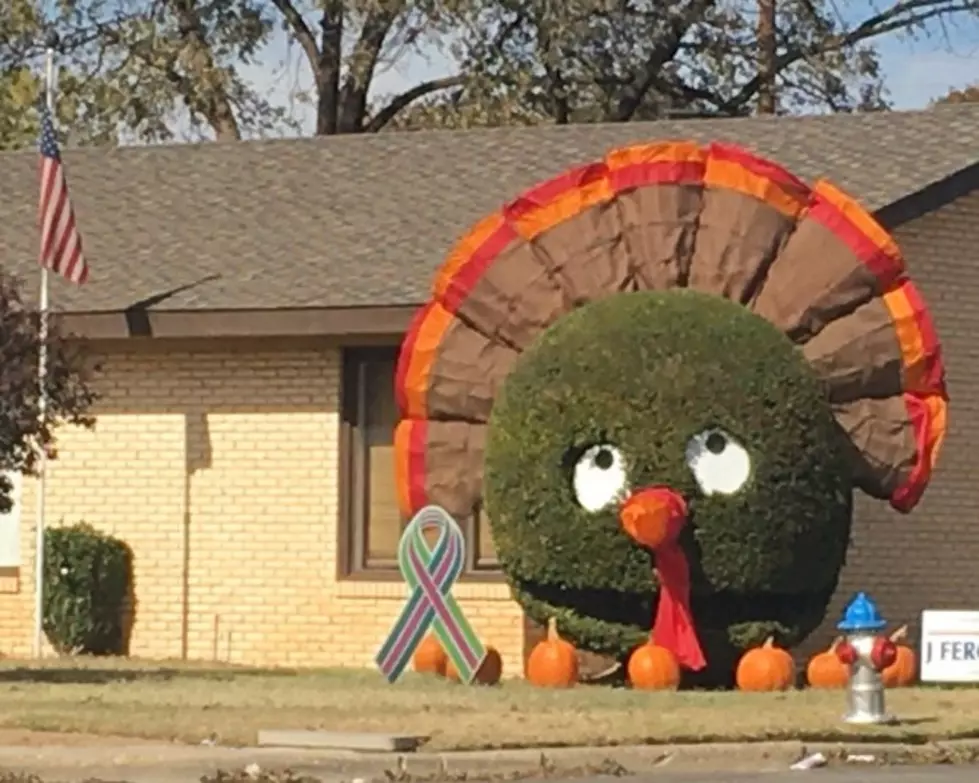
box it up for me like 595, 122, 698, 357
3, 0, 977, 145
0, 0, 465, 147
404, 0, 892, 127
0, 0, 293, 150
0, 270, 98, 512
394, 0, 979, 129
483, 290, 852, 676
43, 522, 134, 655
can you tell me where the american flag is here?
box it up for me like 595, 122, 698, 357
38, 104, 88, 285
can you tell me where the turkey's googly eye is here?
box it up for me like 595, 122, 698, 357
571, 444, 630, 512
705, 431, 727, 454
685, 429, 752, 496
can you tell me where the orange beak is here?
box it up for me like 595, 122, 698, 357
619, 487, 688, 550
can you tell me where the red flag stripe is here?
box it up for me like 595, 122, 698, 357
38, 107, 88, 285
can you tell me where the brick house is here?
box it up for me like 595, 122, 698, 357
0, 105, 977, 673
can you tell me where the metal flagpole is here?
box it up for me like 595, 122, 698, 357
32, 36, 57, 659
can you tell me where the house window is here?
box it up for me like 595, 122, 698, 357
0, 472, 22, 568
341, 347, 499, 577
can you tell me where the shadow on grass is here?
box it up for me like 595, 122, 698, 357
884, 717, 937, 728
0, 663, 405, 687
0, 666, 303, 685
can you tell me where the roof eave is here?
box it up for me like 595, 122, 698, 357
59, 304, 420, 341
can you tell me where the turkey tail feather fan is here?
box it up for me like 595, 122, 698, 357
396, 140, 948, 522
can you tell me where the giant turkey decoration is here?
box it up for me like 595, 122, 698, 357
393, 141, 948, 684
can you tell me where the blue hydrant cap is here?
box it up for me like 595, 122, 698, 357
837, 591, 887, 631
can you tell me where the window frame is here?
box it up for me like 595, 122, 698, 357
337, 346, 502, 581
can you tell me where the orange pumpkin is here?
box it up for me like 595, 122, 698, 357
412, 634, 448, 676
446, 646, 503, 685
736, 636, 796, 692
806, 637, 849, 689
526, 617, 579, 688
627, 640, 681, 691
881, 625, 917, 688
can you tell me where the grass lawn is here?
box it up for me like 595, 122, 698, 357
0, 657, 976, 750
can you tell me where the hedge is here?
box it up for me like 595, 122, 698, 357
44, 522, 134, 655
483, 289, 852, 681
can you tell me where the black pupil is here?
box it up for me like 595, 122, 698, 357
705, 432, 727, 454
593, 448, 614, 470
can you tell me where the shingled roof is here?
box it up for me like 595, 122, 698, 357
2, 104, 979, 319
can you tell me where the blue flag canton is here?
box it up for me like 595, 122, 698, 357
38, 106, 61, 162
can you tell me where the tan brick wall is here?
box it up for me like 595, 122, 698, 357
0, 337, 524, 675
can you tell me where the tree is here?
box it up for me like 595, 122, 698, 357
1, 0, 293, 149
1, 0, 466, 147
268, 0, 466, 134
0, 270, 98, 512
3, 0, 977, 146
398, 0, 977, 128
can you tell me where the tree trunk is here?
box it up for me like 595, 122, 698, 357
756, 0, 777, 114
316, 1, 344, 135
170, 0, 241, 140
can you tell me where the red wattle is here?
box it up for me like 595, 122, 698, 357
652, 544, 706, 671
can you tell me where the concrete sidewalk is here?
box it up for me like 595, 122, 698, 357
0, 739, 976, 783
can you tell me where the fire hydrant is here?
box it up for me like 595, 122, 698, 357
835, 592, 898, 724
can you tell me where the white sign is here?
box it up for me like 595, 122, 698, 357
920, 610, 979, 682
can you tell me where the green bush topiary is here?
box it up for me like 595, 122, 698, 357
484, 290, 852, 680
43, 522, 135, 655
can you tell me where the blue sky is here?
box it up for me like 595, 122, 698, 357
879, 28, 979, 107
232, 8, 979, 138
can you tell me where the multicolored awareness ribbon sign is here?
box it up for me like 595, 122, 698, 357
375, 505, 487, 684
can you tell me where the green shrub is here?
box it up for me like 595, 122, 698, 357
484, 290, 852, 682
43, 522, 134, 655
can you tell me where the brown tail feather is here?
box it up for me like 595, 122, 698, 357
803, 297, 905, 404
394, 418, 486, 521
689, 144, 809, 303
832, 396, 918, 501
396, 300, 519, 423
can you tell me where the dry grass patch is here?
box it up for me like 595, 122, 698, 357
0, 657, 976, 750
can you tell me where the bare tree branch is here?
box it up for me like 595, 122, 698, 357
721, 0, 979, 111
338, 2, 404, 133
268, 0, 320, 83
611, 0, 715, 121
365, 74, 467, 131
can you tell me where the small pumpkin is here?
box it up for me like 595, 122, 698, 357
881, 625, 918, 688
526, 617, 579, 687
806, 637, 849, 689
446, 646, 503, 685
736, 636, 796, 692
627, 640, 681, 690
412, 634, 448, 676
